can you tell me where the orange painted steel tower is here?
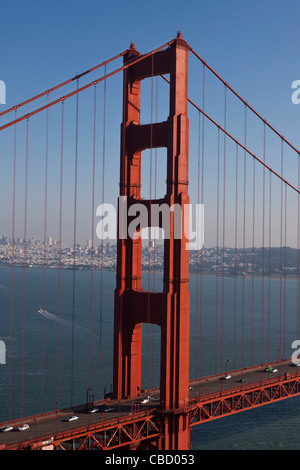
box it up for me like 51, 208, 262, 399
113, 33, 190, 449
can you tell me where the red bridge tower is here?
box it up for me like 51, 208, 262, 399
113, 32, 190, 450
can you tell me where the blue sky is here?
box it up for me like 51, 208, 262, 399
0, 0, 300, 247
0, 0, 299, 135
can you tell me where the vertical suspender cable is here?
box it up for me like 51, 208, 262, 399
195, 111, 200, 378
242, 105, 247, 369
261, 124, 266, 363
99, 66, 106, 399
221, 85, 227, 374
252, 153, 256, 365
199, 64, 205, 378
279, 140, 283, 353
152, 76, 158, 389
268, 171, 272, 363
71, 80, 79, 407
215, 127, 220, 374
41, 95, 49, 413
9, 110, 17, 421
56, 101, 64, 411
147, 55, 154, 392
20, 118, 29, 419
283, 183, 287, 357
89, 85, 97, 397
234, 143, 238, 370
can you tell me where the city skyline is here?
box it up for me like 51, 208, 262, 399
0, 233, 298, 280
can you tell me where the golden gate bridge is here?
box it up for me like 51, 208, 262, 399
0, 32, 300, 450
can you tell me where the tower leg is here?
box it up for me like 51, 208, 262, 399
113, 33, 191, 450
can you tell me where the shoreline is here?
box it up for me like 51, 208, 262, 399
0, 264, 298, 280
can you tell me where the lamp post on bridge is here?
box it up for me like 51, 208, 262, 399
226, 359, 231, 376
277, 349, 281, 363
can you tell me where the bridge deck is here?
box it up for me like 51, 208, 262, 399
1, 359, 299, 449
189, 358, 298, 397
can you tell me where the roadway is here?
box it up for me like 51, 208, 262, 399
188, 359, 300, 399
0, 398, 159, 448
1, 359, 299, 448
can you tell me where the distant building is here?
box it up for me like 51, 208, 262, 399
0, 235, 9, 245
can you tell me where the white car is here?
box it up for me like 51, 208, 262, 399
0, 426, 13, 432
272, 369, 278, 373
16, 424, 29, 431
88, 407, 99, 414
140, 396, 150, 404
66, 415, 78, 422
223, 375, 231, 380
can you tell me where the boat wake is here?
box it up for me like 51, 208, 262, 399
37, 308, 88, 333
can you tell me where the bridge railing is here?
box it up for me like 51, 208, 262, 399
190, 368, 300, 404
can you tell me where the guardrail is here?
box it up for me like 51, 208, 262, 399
190, 369, 300, 405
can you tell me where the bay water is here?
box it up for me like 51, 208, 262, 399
0, 266, 299, 450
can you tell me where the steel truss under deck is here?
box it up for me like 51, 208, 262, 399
4, 372, 300, 450
189, 374, 300, 426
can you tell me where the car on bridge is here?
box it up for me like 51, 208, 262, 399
16, 424, 29, 431
265, 367, 277, 373
66, 416, 78, 422
140, 396, 150, 404
103, 407, 114, 413
0, 426, 13, 432
88, 407, 99, 414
